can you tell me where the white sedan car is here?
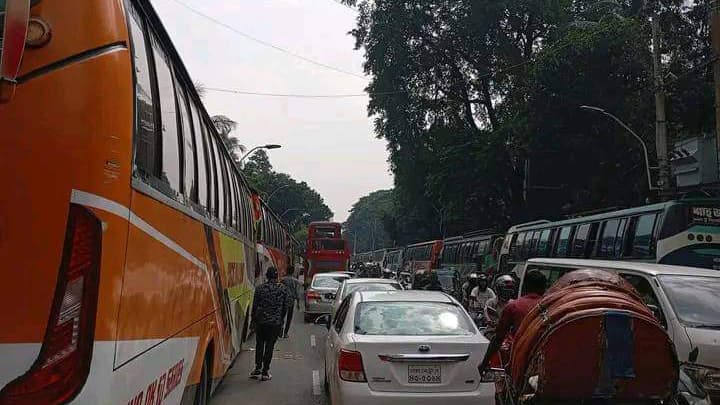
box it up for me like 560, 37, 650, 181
322, 290, 494, 405
331, 278, 403, 317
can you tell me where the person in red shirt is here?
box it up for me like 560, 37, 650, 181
478, 270, 547, 373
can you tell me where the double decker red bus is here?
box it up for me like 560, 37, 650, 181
303, 222, 349, 286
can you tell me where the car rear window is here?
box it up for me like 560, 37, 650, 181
354, 302, 474, 336
343, 283, 400, 299
312, 276, 348, 289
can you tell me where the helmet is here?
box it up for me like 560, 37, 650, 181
494, 275, 516, 300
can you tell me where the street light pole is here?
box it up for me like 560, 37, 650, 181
280, 208, 303, 218
239, 144, 282, 164
580, 105, 658, 191
266, 184, 289, 202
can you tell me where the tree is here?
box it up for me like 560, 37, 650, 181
344, 189, 396, 253
211, 115, 245, 163
344, 0, 713, 242
242, 150, 333, 233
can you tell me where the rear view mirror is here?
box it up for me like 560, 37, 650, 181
315, 314, 331, 330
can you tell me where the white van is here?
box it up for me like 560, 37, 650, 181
517, 258, 720, 402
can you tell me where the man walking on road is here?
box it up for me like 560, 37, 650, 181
280, 265, 301, 339
250, 267, 289, 381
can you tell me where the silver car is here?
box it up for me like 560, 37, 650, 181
331, 278, 402, 317
304, 273, 351, 322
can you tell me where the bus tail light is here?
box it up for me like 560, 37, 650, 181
0, 204, 102, 404
0, 0, 31, 102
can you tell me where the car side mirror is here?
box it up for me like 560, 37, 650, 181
315, 314, 331, 330
647, 304, 661, 320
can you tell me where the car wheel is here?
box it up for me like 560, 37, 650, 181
194, 354, 210, 405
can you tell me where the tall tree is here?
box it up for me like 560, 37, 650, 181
344, 0, 713, 242
344, 189, 396, 253
211, 115, 246, 163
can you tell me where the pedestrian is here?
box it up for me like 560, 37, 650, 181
250, 267, 289, 381
478, 270, 547, 373
426, 272, 444, 291
280, 265, 301, 339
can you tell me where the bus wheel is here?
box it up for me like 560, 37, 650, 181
194, 354, 211, 405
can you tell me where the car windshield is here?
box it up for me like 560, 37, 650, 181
312, 276, 347, 289
354, 302, 474, 336
659, 275, 720, 328
342, 283, 400, 299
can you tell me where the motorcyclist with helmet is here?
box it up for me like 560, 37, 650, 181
462, 273, 479, 309
469, 274, 495, 326
483, 275, 516, 339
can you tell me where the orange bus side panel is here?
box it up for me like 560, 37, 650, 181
19, 0, 129, 77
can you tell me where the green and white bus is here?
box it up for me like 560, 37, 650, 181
499, 199, 720, 274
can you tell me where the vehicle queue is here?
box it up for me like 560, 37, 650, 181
319, 199, 720, 404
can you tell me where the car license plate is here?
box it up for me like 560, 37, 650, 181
408, 365, 441, 384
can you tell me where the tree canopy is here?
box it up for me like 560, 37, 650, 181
343, 0, 713, 244
344, 189, 396, 253
243, 150, 334, 240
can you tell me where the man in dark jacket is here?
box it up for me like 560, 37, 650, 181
280, 266, 301, 338
250, 267, 289, 381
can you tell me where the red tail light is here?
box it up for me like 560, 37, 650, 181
306, 290, 321, 301
338, 349, 366, 382
0, 0, 31, 102
0, 204, 102, 404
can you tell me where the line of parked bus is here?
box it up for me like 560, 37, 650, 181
352, 198, 720, 290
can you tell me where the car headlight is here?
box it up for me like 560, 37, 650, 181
682, 363, 720, 393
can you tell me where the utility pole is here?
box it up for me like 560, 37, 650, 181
711, 0, 720, 177
651, 12, 670, 192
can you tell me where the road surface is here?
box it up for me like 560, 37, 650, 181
212, 306, 329, 405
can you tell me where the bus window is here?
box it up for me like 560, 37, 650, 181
537, 230, 551, 256
128, 8, 158, 178
189, 104, 208, 209
615, 218, 628, 256
555, 226, 573, 257
220, 155, 231, 225
512, 232, 527, 260
572, 224, 590, 257
204, 125, 217, 216
630, 214, 658, 258
599, 220, 619, 257
151, 38, 182, 196
529, 232, 541, 256
176, 86, 196, 200
210, 136, 225, 222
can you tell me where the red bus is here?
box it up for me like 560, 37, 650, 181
304, 222, 349, 286
403, 240, 444, 275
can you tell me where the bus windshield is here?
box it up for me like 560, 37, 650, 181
659, 275, 720, 328
312, 239, 345, 251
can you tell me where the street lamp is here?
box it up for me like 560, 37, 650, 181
239, 144, 282, 164
280, 208, 304, 218
266, 184, 290, 202
580, 105, 658, 191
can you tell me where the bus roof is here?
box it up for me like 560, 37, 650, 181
525, 258, 720, 278
405, 239, 442, 248
309, 221, 341, 227
507, 199, 718, 234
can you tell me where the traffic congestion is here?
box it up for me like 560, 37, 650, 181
3, 0, 720, 404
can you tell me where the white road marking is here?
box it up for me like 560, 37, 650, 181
312, 370, 321, 395
310, 335, 316, 347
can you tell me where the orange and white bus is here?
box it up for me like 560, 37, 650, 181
0, 0, 290, 403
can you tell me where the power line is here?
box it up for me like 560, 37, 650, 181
166, 0, 367, 80
205, 87, 371, 98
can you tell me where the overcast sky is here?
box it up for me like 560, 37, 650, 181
150, 0, 393, 222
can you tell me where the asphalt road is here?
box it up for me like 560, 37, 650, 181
211, 305, 330, 405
